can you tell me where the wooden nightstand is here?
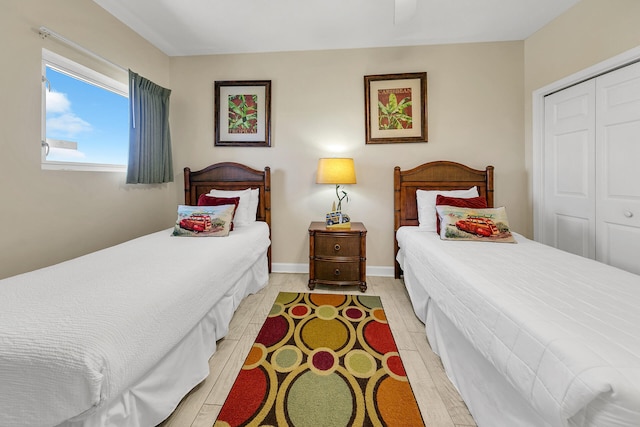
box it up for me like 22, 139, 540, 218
308, 221, 367, 292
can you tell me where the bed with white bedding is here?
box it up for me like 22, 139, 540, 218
394, 161, 640, 427
0, 162, 272, 427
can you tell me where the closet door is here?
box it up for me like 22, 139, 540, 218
543, 80, 596, 258
595, 61, 640, 274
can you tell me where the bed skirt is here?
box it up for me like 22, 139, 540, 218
426, 303, 550, 427
58, 253, 269, 427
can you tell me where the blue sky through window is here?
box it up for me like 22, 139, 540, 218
45, 66, 128, 165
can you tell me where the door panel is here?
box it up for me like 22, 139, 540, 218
601, 223, 640, 274
556, 214, 591, 257
543, 80, 596, 258
595, 61, 640, 274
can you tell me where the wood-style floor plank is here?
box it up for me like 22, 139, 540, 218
204, 325, 261, 406
159, 273, 477, 427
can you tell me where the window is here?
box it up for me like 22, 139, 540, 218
41, 49, 128, 171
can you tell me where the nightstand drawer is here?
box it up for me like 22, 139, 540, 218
314, 260, 360, 281
314, 234, 360, 257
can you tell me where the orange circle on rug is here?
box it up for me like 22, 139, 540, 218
372, 307, 387, 322
244, 344, 266, 369
309, 293, 347, 307
376, 376, 424, 425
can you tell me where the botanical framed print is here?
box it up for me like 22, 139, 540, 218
364, 72, 427, 144
214, 80, 271, 147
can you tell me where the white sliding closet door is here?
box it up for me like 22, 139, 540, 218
595, 61, 640, 274
542, 61, 640, 274
543, 80, 596, 258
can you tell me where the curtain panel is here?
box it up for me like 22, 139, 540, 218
127, 71, 174, 184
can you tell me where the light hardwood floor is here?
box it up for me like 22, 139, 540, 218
159, 273, 477, 427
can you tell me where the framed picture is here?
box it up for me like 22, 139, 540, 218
214, 80, 271, 147
364, 72, 427, 144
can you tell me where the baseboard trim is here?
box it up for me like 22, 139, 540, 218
271, 263, 308, 274
271, 263, 395, 277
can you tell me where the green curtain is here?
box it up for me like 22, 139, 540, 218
127, 70, 174, 184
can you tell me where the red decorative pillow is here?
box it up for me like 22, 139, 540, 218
197, 194, 240, 230
435, 195, 488, 234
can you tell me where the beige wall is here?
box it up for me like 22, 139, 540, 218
3, 0, 637, 278
0, 1, 530, 279
523, 0, 640, 235
171, 42, 525, 272
0, 1, 173, 279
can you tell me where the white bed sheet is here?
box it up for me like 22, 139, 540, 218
0, 223, 270, 427
396, 226, 640, 427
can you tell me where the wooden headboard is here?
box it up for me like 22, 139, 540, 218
184, 162, 271, 271
393, 161, 494, 278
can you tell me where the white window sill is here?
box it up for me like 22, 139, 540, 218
42, 161, 127, 173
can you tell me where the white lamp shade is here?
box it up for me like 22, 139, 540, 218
316, 158, 357, 184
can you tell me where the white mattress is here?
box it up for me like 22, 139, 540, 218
0, 223, 270, 427
396, 227, 640, 427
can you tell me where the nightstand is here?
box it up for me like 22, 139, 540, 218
308, 221, 367, 292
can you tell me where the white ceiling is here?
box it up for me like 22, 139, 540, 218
92, 0, 581, 56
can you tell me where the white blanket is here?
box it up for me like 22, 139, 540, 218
0, 223, 270, 427
396, 227, 640, 427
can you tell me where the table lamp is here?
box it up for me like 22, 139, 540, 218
316, 158, 356, 228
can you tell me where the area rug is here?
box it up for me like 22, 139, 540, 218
214, 292, 425, 427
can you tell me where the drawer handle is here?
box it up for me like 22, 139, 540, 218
334, 244, 341, 251
624, 211, 634, 218
334, 268, 341, 276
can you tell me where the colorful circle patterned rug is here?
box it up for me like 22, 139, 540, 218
214, 292, 425, 427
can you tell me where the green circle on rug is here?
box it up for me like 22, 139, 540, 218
272, 345, 302, 372
357, 295, 383, 309
345, 349, 376, 378
269, 303, 284, 316
287, 371, 353, 426
316, 304, 338, 320
277, 292, 302, 305
301, 318, 349, 351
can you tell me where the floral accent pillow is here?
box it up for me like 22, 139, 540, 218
435, 205, 516, 243
172, 204, 235, 237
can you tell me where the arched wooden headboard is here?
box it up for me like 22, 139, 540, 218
184, 162, 271, 271
393, 161, 494, 278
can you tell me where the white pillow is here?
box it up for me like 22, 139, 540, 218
248, 188, 259, 222
416, 187, 479, 231
209, 188, 251, 226
209, 188, 260, 227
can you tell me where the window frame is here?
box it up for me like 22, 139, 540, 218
41, 49, 129, 172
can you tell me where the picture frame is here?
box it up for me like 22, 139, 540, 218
364, 72, 427, 144
214, 80, 271, 147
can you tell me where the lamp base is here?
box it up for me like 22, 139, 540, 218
326, 211, 351, 229
326, 222, 351, 229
